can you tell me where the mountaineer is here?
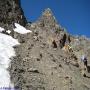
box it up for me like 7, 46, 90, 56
81, 54, 88, 77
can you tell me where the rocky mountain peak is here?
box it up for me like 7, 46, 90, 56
42, 8, 53, 17
36, 8, 58, 28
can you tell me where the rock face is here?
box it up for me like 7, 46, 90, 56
37, 8, 57, 28
9, 8, 90, 90
0, 0, 26, 29
0, 0, 90, 90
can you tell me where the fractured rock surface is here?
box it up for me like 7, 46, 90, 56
9, 8, 90, 90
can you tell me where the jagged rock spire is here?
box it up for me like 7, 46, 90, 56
37, 8, 58, 28
42, 8, 53, 17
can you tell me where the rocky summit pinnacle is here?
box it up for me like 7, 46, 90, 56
42, 8, 53, 16
37, 8, 58, 28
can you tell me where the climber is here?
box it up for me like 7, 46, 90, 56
81, 55, 88, 68
81, 55, 88, 77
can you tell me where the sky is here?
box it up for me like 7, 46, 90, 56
21, 0, 90, 37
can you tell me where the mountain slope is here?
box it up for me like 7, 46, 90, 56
9, 8, 90, 90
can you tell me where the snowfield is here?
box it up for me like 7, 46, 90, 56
0, 23, 31, 88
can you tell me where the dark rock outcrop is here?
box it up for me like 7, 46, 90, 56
0, 0, 27, 29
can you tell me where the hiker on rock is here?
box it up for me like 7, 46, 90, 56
81, 55, 88, 77
81, 55, 88, 69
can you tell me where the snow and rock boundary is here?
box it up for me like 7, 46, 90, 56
0, 23, 32, 88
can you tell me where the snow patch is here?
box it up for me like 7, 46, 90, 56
6, 30, 11, 34
14, 23, 32, 34
0, 27, 5, 32
0, 33, 20, 88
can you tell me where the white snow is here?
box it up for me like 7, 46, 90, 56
6, 30, 11, 34
0, 27, 5, 32
14, 23, 32, 34
0, 33, 20, 88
